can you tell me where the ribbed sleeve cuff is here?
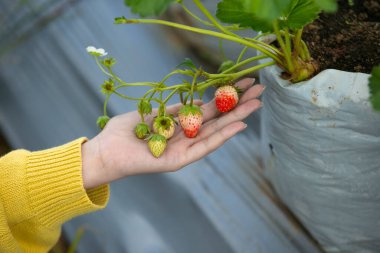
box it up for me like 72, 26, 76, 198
26, 138, 110, 227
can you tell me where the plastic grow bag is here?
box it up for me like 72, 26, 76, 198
260, 65, 380, 253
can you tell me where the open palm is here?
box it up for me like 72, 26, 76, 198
82, 78, 264, 189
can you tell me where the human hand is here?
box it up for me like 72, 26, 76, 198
82, 78, 264, 189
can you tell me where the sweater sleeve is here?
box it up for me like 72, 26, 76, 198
0, 138, 110, 253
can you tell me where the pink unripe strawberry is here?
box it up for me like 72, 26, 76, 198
178, 105, 203, 138
215, 85, 239, 112
148, 134, 167, 158
153, 116, 176, 139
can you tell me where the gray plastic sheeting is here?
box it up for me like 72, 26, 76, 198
260, 65, 380, 253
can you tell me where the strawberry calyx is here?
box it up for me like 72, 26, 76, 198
153, 115, 176, 139
134, 122, 150, 139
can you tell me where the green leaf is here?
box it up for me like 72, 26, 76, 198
216, 0, 320, 32
124, 0, 175, 17
216, 0, 273, 32
279, 0, 321, 30
176, 58, 197, 70
314, 0, 338, 12
369, 65, 380, 112
244, 0, 292, 22
218, 60, 235, 73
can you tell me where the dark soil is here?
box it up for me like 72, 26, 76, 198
303, 0, 380, 73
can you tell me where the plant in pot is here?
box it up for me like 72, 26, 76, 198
89, 0, 380, 252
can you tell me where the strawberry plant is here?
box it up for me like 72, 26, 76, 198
88, 0, 378, 157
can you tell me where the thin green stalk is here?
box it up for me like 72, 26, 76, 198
294, 29, 303, 58
244, 37, 284, 56
103, 94, 111, 116
284, 28, 292, 59
121, 19, 282, 63
301, 40, 311, 61
115, 82, 156, 89
179, 2, 213, 26
163, 87, 180, 104
207, 61, 275, 79
192, 0, 237, 37
273, 21, 294, 72
223, 55, 269, 74
95, 57, 113, 78
197, 77, 228, 91
159, 70, 185, 84
189, 72, 199, 106
67, 228, 85, 253
113, 91, 143, 101
219, 39, 227, 60
107, 67, 124, 84
236, 46, 248, 63
178, 2, 243, 31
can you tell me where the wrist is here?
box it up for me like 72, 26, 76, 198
81, 138, 104, 189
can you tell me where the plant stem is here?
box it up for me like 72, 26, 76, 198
236, 46, 248, 64
207, 61, 275, 79
197, 62, 275, 92
179, 2, 213, 26
113, 91, 143, 101
159, 70, 186, 84
273, 21, 294, 73
95, 57, 113, 78
178, 2, 243, 31
223, 55, 268, 74
103, 94, 111, 116
121, 18, 282, 64
163, 87, 180, 104
192, 0, 237, 37
190, 72, 199, 106
244, 37, 284, 56
284, 28, 292, 59
301, 40, 311, 61
293, 29, 303, 59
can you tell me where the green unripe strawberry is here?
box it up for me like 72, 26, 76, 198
137, 100, 152, 115
134, 122, 150, 139
178, 105, 203, 138
97, 115, 110, 130
148, 134, 167, 158
153, 115, 176, 139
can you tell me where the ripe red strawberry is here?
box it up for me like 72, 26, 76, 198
148, 134, 167, 158
178, 105, 203, 138
215, 85, 239, 112
153, 115, 176, 139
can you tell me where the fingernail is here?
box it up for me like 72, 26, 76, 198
259, 102, 264, 108
239, 123, 248, 132
258, 85, 266, 96
250, 78, 256, 86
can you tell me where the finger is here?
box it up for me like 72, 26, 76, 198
239, 84, 265, 104
197, 98, 261, 140
185, 121, 247, 163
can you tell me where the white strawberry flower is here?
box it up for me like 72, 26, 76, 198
86, 46, 108, 57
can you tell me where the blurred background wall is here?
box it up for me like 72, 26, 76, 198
0, 1, 321, 252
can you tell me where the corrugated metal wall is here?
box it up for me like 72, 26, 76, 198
0, 1, 321, 252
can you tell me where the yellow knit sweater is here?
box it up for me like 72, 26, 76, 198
0, 138, 110, 252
